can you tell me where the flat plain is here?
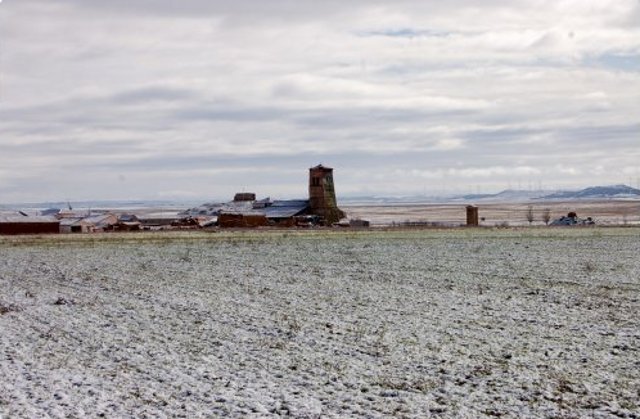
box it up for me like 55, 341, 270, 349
1, 228, 639, 418
343, 200, 640, 226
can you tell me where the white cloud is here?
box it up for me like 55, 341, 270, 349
0, 0, 638, 202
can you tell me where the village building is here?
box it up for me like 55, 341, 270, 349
138, 212, 185, 229
2, 165, 350, 234
184, 165, 346, 228
216, 199, 312, 228
234, 193, 257, 202
263, 200, 311, 226
59, 217, 89, 233
217, 212, 269, 228
550, 212, 595, 226
59, 213, 118, 233
82, 214, 119, 232
0, 215, 60, 235
115, 214, 142, 231
40, 208, 62, 217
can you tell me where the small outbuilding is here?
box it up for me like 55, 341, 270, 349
59, 217, 88, 233
264, 200, 310, 226
59, 214, 118, 233
0, 215, 60, 235
138, 213, 181, 229
218, 212, 269, 228
234, 192, 257, 202
466, 205, 479, 226
82, 214, 119, 232
550, 212, 595, 226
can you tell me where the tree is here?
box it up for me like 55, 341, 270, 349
542, 208, 551, 225
526, 205, 534, 225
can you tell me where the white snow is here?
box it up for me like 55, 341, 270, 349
1, 229, 639, 417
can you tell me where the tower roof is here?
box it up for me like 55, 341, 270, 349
310, 164, 333, 170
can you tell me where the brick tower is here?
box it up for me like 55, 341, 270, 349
308, 164, 345, 224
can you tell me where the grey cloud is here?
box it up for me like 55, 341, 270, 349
291, 108, 477, 129
0, 85, 202, 133
556, 124, 640, 145
1, 139, 142, 156
172, 106, 287, 123
109, 86, 200, 105
357, 28, 453, 39
21, 0, 514, 17
1, 0, 639, 202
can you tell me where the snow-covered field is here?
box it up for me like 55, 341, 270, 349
1, 229, 639, 418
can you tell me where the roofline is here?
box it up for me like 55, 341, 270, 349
310, 164, 333, 170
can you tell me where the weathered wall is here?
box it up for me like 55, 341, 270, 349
0, 222, 60, 235
218, 213, 268, 228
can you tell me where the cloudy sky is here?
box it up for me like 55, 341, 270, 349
0, 0, 638, 203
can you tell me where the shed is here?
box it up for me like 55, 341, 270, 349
59, 217, 89, 233
234, 192, 256, 202
218, 212, 268, 228
466, 205, 479, 226
138, 213, 181, 228
40, 208, 61, 217
82, 214, 118, 232
264, 200, 309, 224
0, 216, 60, 235
114, 214, 142, 231
59, 214, 118, 233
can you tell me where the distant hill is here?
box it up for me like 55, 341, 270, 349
340, 195, 448, 205
341, 184, 640, 205
459, 189, 549, 202
542, 184, 640, 200
341, 190, 551, 204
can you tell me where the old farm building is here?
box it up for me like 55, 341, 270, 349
0, 215, 60, 235
184, 165, 346, 227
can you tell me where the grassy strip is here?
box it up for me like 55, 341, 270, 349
0, 225, 638, 248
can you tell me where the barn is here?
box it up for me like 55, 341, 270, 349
0, 215, 60, 235
217, 212, 269, 228
58, 214, 119, 233
263, 200, 310, 227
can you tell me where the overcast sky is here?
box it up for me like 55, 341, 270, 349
0, 0, 638, 203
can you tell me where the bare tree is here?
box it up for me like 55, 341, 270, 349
526, 205, 534, 225
542, 208, 551, 225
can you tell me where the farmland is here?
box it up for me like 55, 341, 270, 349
1, 228, 639, 417
343, 200, 640, 226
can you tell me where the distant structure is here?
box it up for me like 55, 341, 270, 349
308, 164, 345, 224
180, 164, 347, 227
234, 193, 256, 202
466, 205, 479, 226
0, 215, 60, 235
550, 212, 595, 226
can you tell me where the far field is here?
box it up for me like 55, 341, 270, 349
343, 200, 640, 226
1, 228, 639, 417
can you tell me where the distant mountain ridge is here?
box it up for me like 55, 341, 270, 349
460, 189, 549, 202
341, 184, 640, 205
542, 184, 640, 200
461, 184, 640, 202
3, 185, 639, 211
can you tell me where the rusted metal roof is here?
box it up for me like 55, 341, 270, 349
0, 216, 59, 223
264, 200, 309, 219
184, 198, 309, 220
